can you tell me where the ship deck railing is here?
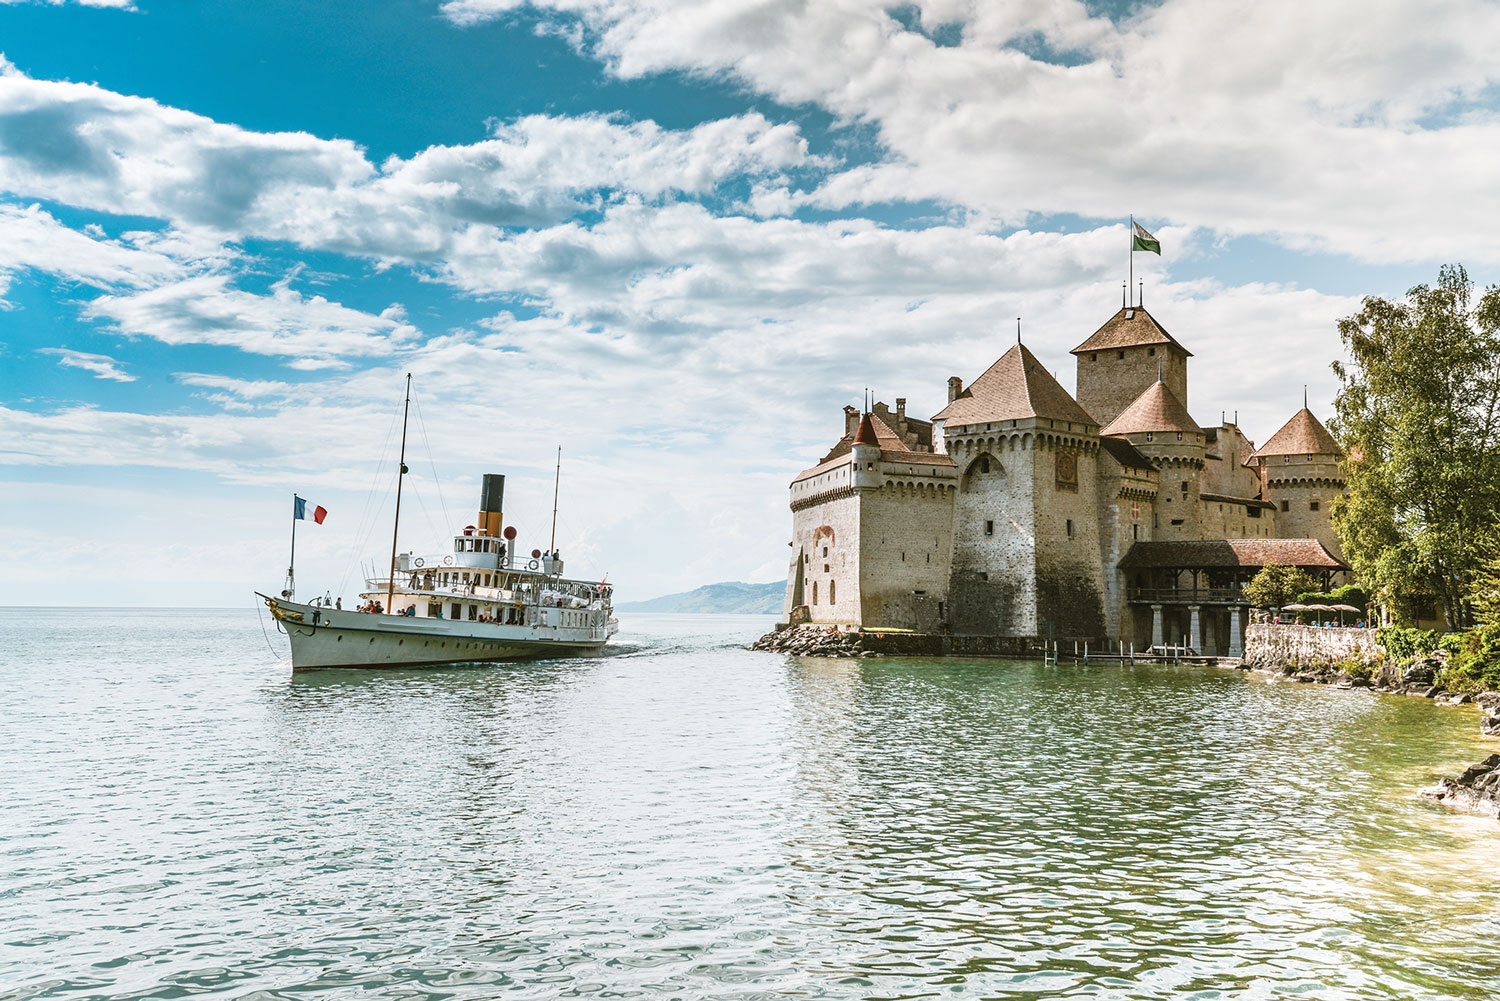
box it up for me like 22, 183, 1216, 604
363, 578, 609, 609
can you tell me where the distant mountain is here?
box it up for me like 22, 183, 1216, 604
615, 580, 785, 614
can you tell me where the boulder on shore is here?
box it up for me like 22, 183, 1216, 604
1421, 753, 1500, 820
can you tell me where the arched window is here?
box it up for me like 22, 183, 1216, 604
812, 581, 818, 605
830, 580, 836, 605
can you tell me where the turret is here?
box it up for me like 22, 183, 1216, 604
1252, 407, 1345, 557
851, 412, 882, 489
1100, 379, 1205, 540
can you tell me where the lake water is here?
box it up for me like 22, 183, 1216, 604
2, 608, 1498, 1000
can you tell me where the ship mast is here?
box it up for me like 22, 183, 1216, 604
548, 445, 561, 557
386, 373, 412, 613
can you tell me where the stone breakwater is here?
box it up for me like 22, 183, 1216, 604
751, 623, 1036, 658
751, 624, 880, 658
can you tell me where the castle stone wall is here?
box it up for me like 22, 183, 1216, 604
947, 429, 1039, 636
1264, 455, 1345, 559
1198, 496, 1274, 540
1096, 454, 1155, 644
858, 480, 954, 629
789, 466, 860, 625
1032, 437, 1107, 640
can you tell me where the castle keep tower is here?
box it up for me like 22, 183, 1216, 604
1252, 408, 1346, 559
1070, 307, 1191, 426
933, 343, 1106, 640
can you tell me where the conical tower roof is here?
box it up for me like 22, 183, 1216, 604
853, 412, 879, 445
1251, 408, 1341, 459
931, 343, 1095, 426
1100, 378, 1202, 436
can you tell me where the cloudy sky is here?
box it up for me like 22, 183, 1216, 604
2, 0, 1498, 606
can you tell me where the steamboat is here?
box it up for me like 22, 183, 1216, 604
259, 377, 616, 671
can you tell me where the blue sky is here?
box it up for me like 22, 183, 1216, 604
2, 0, 1498, 605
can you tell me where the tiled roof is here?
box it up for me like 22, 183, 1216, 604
1099, 380, 1203, 436
1117, 538, 1348, 570
931, 343, 1095, 426
1251, 408, 1342, 459
1070, 306, 1193, 356
800, 413, 953, 483
791, 451, 852, 485
1099, 435, 1156, 471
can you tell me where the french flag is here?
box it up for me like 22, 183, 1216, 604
293, 495, 328, 524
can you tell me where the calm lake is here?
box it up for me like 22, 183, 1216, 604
2, 608, 1498, 1000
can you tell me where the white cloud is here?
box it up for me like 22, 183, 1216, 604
0, 257, 1360, 598
0, 64, 816, 260
442, 0, 1500, 265
85, 273, 423, 366
0, 202, 186, 295
38, 347, 135, 381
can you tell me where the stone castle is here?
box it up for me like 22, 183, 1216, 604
781, 303, 1349, 657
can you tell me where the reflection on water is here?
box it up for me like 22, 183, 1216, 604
2, 608, 1497, 1000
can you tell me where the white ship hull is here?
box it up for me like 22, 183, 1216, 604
263, 596, 614, 671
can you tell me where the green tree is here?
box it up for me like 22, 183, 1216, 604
1469, 533, 1500, 625
1244, 563, 1316, 609
1331, 265, 1500, 629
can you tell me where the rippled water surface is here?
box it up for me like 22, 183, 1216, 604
3, 608, 1499, 1000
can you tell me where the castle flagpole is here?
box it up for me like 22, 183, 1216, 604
1128, 214, 1134, 308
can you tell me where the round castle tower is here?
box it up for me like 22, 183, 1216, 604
1251, 408, 1345, 559
1098, 377, 1206, 541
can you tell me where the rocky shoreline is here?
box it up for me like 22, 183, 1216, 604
1238, 655, 1500, 820
1240, 648, 1481, 705
1421, 752, 1500, 819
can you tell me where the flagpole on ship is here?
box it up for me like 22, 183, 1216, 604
386, 373, 412, 614
285, 494, 298, 600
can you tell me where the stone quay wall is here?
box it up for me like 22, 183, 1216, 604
1243, 623, 1384, 670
